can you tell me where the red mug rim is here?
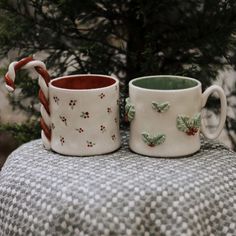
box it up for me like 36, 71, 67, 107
50, 74, 117, 90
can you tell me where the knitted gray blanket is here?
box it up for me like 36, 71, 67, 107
0, 133, 236, 235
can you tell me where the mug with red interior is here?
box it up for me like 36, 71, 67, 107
5, 57, 121, 156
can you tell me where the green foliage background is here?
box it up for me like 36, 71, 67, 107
0, 0, 236, 148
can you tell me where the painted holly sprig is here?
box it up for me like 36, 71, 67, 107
176, 113, 201, 136
69, 99, 77, 109
141, 132, 166, 147
80, 112, 90, 119
152, 101, 170, 113
87, 141, 95, 147
53, 96, 60, 105
59, 116, 67, 126
125, 97, 135, 122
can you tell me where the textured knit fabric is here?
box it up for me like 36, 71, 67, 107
0, 132, 236, 236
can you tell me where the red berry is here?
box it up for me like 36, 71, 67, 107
148, 143, 155, 147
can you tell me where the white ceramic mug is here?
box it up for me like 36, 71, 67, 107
5, 57, 121, 156
126, 75, 227, 157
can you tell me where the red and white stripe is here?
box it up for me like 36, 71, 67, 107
5, 57, 52, 149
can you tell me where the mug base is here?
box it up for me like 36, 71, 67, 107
129, 147, 200, 158
129, 142, 201, 158
50, 141, 121, 157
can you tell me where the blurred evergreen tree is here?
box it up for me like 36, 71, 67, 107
0, 0, 236, 148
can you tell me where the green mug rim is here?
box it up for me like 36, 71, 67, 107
129, 75, 201, 91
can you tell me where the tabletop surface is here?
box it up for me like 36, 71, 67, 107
0, 132, 236, 236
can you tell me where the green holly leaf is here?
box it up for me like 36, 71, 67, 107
177, 113, 201, 135
141, 132, 166, 147
142, 132, 150, 144
153, 134, 166, 145
152, 101, 170, 113
125, 97, 131, 113
193, 113, 201, 128
176, 115, 190, 132
125, 97, 135, 122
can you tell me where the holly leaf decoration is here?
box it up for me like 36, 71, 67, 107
152, 101, 170, 113
193, 113, 201, 128
176, 115, 190, 133
125, 97, 135, 122
176, 113, 201, 136
141, 132, 166, 147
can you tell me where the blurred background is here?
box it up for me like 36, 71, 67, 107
1, 0, 236, 169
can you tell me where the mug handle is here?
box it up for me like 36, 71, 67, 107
5, 57, 52, 149
201, 85, 227, 139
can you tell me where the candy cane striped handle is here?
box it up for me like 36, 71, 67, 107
4, 57, 52, 149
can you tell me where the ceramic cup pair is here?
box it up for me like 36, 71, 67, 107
5, 58, 227, 157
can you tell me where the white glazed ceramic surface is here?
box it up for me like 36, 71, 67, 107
128, 75, 227, 157
49, 75, 121, 156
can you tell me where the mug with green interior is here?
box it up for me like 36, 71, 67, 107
126, 75, 227, 157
